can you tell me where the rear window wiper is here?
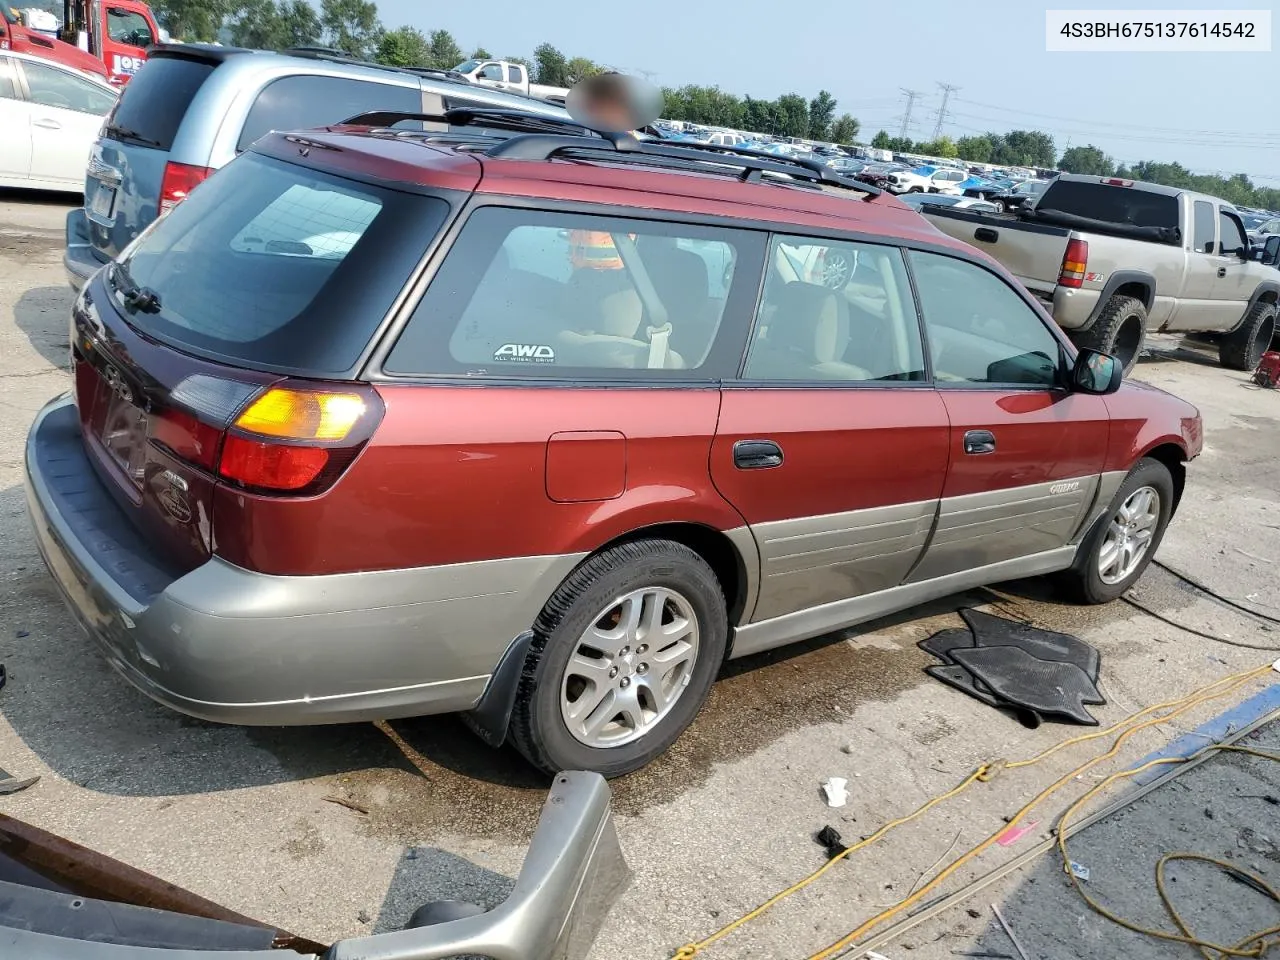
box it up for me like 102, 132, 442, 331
105, 125, 163, 148
111, 262, 162, 314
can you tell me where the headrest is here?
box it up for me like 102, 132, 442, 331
767, 282, 849, 364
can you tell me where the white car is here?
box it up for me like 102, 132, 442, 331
884, 165, 968, 196
0, 50, 117, 192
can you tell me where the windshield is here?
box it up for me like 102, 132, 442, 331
1036, 179, 1179, 229
455, 59, 482, 73
115, 153, 448, 374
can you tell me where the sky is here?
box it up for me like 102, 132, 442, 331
372, 0, 1280, 184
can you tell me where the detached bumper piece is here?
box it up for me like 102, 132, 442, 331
0, 772, 628, 960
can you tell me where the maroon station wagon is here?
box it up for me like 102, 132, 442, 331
25, 108, 1203, 777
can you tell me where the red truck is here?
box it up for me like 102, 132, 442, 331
2, 0, 159, 84
1, 6, 108, 79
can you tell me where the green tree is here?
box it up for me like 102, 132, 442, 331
1058, 144, 1115, 176
955, 134, 994, 163
320, 0, 381, 59
376, 24, 429, 66
919, 135, 959, 158
999, 129, 1056, 168
564, 56, 601, 85
807, 90, 837, 141
152, 0, 232, 40
743, 96, 780, 136
533, 42, 568, 86
774, 93, 809, 138
277, 0, 321, 46
425, 28, 463, 69
469, 46, 490, 59
230, 0, 286, 48
871, 130, 892, 150
830, 113, 859, 145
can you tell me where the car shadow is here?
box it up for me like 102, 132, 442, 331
0, 187, 81, 206
13, 286, 75, 371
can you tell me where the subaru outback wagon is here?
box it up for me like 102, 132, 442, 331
26, 108, 1203, 777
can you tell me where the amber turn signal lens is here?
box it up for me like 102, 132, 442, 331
235, 388, 366, 441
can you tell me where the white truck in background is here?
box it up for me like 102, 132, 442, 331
451, 58, 570, 104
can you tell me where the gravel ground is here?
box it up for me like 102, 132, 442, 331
1, 189, 1277, 959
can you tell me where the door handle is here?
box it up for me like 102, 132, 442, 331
33, 118, 62, 129
974, 227, 999, 244
1217, 266, 1227, 277
733, 439, 784, 470
963, 430, 996, 455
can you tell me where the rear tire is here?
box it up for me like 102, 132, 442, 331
1057, 458, 1174, 605
1218, 299, 1276, 371
1074, 295, 1147, 375
508, 540, 727, 778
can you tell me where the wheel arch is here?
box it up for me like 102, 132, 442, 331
1085, 271, 1156, 328
1137, 441, 1187, 516
1232, 283, 1280, 333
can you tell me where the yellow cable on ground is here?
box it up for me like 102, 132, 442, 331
801, 665, 1272, 960
1055, 743, 1280, 959
667, 662, 1274, 960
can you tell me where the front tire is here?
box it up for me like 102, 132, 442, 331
508, 540, 728, 778
1074, 295, 1148, 375
1058, 458, 1174, 605
1219, 299, 1276, 372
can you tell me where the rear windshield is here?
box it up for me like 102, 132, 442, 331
113, 153, 448, 374
103, 55, 214, 150
1036, 180, 1178, 230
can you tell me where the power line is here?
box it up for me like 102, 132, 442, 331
898, 88, 923, 139
955, 96, 1280, 141
933, 82, 959, 139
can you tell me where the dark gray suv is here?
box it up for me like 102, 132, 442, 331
64, 44, 575, 290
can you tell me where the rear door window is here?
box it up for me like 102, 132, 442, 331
113, 152, 448, 374
238, 75, 421, 151
104, 54, 214, 149
1192, 200, 1216, 254
0, 57, 16, 100
384, 206, 764, 379
19, 59, 116, 114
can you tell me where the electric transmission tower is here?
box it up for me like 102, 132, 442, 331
933, 83, 959, 138
898, 88, 922, 139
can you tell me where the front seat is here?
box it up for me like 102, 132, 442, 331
751, 281, 869, 380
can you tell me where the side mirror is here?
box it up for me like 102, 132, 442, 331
1072, 349, 1123, 394
1264, 235, 1280, 267
1237, 245, 1251, 261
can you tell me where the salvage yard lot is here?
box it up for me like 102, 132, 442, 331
2, 190, 1278, 959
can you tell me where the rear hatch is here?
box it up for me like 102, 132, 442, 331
73, 147, 455, 574
84, 48, 231, 264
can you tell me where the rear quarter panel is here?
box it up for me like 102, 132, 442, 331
1101, 379, 1202, 473
1085, 232, 1187, 328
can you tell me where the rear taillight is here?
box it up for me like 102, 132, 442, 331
158, 162, 212, 215
1058, 238, 1089, 289
152, 406, 222, 471
216, 385, 384, 495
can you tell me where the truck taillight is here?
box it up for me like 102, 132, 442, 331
159, 162, 212, 215
1059, 238, 1089, 289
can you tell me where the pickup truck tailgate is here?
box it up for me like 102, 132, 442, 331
922, 208, 1072, 291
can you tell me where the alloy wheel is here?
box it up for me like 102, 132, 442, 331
1098, 485, 1161, 584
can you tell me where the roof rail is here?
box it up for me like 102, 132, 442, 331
338, 107, 599, 139
280, 46, 466, 82
485, 134, 882, 199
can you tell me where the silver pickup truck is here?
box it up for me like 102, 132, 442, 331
920, 173, 1280, 373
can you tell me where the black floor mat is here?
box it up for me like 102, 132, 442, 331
919, 608, 1105, 726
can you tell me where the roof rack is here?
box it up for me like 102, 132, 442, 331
280, 46, 468, 83
339, 107, 604, 139
331, 108, 881, 199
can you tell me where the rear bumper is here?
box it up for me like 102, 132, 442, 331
24, 394, 579, 726
64, 208, 106, 292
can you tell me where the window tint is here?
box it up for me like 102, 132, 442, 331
506, 65, 521, 83
744, 238, 925, 382
104, 55, 212, 149
116, 153, 447, 374
1192, 201, 1215, 254
909, 250, 1063, 387
1218, 212, 1247, 255
0, 58, 16, 100
21, 60, 116, 114
238, 75, 421, 152
1037, 180, 1178, 230
386, 207, 750, 378
106, 7, 153, 45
